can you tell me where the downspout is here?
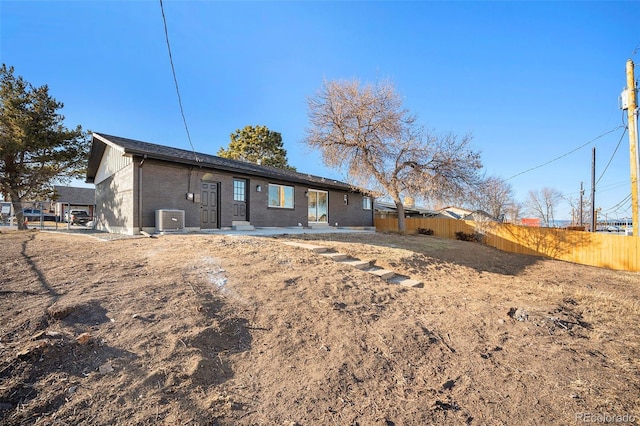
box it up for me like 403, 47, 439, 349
138, 155, 146, 234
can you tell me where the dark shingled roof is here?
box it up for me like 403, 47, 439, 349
53, 185, 95, 204
87, 133, 354, 191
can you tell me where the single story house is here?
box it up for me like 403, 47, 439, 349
52, 185, 96, 221
0, 187, 95, 223
85, 133, 374, 235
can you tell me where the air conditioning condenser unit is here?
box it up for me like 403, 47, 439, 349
156, 209, 185, 232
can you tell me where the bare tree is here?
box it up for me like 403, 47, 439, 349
565, 194, 591, 228
526, 187, 563, 227
304, 79, 482, 232
504, 200, 524, 224
472, 176, 515, 221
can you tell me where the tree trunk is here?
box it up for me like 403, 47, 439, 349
395, 200, 406, 233
11, 200, 27, 230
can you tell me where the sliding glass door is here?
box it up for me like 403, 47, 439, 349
308, 189, 328, 223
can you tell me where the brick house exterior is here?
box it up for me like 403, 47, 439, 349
85, 133, 374, 235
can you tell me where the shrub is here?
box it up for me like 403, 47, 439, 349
455, 231, 478, 242
416, 228, 434, 235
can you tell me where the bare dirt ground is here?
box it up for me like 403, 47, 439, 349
1, 229, 639, 425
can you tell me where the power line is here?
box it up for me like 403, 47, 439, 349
597, 181, 630, 193
506, 125, 625, 181
159, 0, 199, 163
595, 127, 627, 185
604, 193, 632, 214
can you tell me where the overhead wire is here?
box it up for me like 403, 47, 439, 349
597, 181, 631, 193
597, 79, 636, 214
595, 126, 627, 185
604, 193, 632, 213
159, 0, 200, 163
505, 125, 625, 181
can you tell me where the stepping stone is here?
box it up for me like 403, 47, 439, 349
366, 268, 396, 280
339, 259, 370, 270
282, 242, 328, 253
320, 252, 348, 261
389, 276, 424, 288
280, 241, 422, 289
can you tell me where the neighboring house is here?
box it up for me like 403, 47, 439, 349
1, 200, 55, 222
373, 202, 496, 221
85, 133, 374, 235
437, 206, 497, 222
437, 206, 473, 220
0, 187, 95, 223
52, 185, 96, 220
374, 200, 441, 219
462, 210, 497, 222
0, 201, 13, 224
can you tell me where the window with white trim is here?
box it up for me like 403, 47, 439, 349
363, 197, 372, 210
268, 184, 294, 208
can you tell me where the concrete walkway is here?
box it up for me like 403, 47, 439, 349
22, 225, 376, 241
194, 226, 376, 237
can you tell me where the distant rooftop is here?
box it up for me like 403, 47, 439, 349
53, 186, 95, 204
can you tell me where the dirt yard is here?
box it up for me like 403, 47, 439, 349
1, 229, 638, 425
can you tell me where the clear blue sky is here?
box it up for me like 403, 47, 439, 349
2, 1, 638, 220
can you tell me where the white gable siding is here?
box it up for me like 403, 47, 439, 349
95, 162, 135, 235
95, 144, 132, 184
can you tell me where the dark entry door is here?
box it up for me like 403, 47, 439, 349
232, 179, 247, 221
201, 181, 218, 229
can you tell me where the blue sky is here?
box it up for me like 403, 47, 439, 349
2, 1, 638, 220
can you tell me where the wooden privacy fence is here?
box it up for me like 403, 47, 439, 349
374, 217, 640, 272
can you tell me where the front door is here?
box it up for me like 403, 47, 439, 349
308, 189, 328, 224
201, 181, 219, 229
232, 179, 248, 221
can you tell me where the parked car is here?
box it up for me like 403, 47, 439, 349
22, 208, 42, 218
65, 210, 91, 225
18, 209, 56, 222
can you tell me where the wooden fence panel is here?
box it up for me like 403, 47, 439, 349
374, 217, 640, 272
374, 217, 476, 239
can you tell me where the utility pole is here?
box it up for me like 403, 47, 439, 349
624, 59, 639, 236
591, 147, 596, 232
579, 181, 584, 227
